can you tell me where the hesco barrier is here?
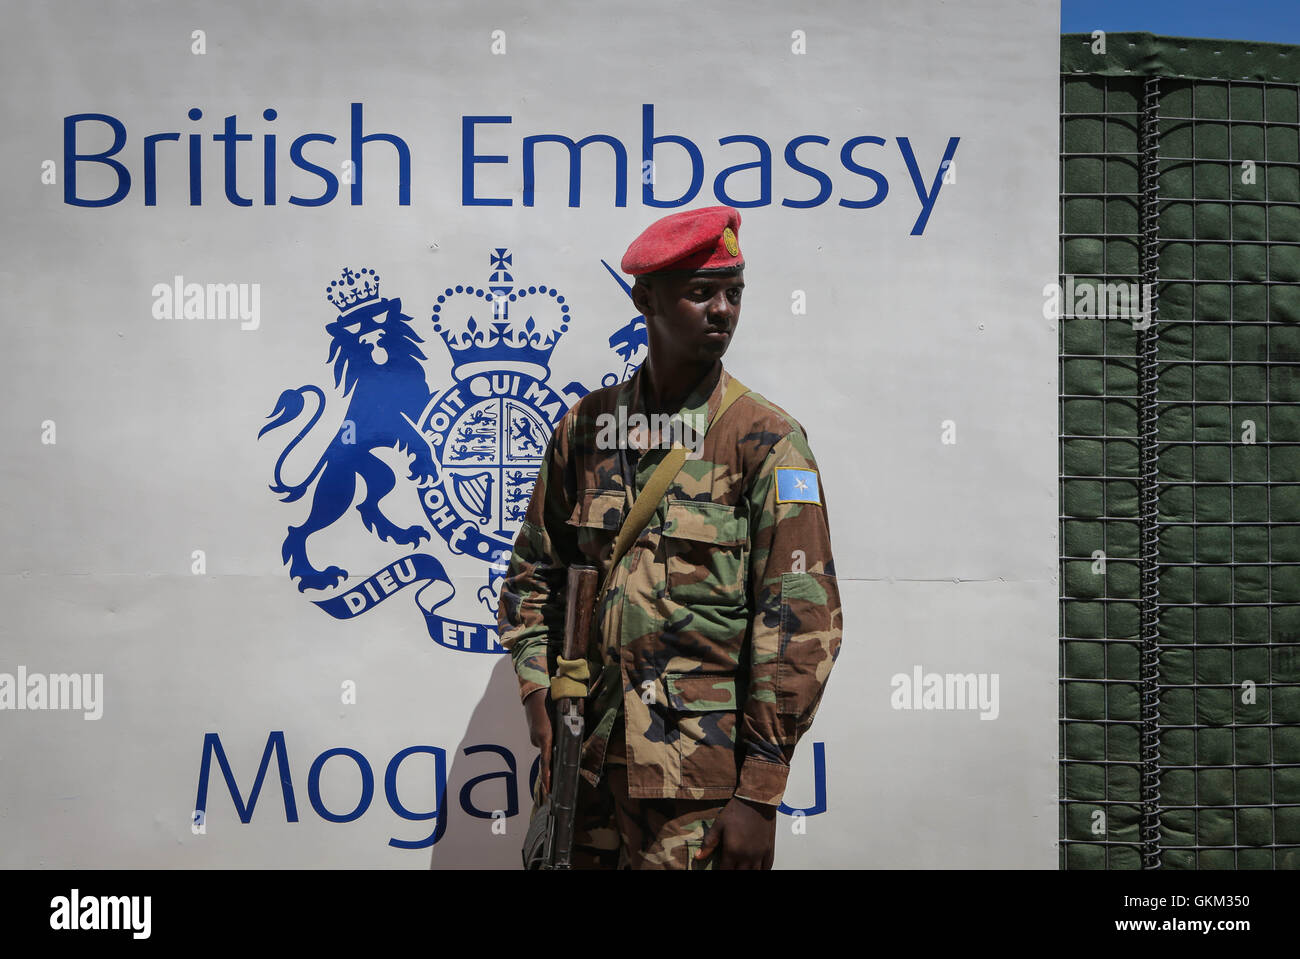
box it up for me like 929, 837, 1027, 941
1060, 33, 1300, 869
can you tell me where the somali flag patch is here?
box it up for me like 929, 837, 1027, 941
775, 467, 820, 505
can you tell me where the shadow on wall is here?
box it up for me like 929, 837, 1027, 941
429, 654, 535, 869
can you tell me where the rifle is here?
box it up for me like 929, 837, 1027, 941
523, 563, 598, 870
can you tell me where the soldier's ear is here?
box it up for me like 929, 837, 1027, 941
630, 280, 653, 319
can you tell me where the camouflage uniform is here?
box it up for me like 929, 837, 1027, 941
498, 360, 842, 867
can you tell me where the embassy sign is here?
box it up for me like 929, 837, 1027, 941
59, 103, 959, 233
259, 249, 642, 653
191, 730, 829, 851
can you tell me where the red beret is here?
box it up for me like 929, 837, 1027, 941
620, 206, 744, 276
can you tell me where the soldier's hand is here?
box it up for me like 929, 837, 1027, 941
524, 688, 553, 797
697, 796, 777, 870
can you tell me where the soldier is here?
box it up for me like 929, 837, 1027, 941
497, 205, 842, 869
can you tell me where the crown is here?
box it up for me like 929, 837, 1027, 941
431, 249, 571, 380
326, 267, 382, 314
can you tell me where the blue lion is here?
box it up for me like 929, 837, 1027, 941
260, 296, 437, 592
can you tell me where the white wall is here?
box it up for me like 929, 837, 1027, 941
0, 0, 1060, 867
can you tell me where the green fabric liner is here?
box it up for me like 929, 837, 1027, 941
1059, 52, 1300, 868
1063, 32, 1300, 83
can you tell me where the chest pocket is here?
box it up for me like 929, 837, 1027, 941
565, 488, 625, 563
660, 499, 748, 607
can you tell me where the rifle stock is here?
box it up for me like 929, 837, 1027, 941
546, 563, 599, 870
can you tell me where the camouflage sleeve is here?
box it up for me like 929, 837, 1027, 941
736, 427, 843, 806
496, 410, 580, 703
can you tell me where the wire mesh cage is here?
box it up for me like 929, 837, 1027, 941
1060, 33, 1300, 869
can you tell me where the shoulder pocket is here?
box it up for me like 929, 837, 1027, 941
566, 488, 625, 530
776, 570, 842, 718
662, 500, 747, 545
661, 499, 748, 606
564, 488, 624, 564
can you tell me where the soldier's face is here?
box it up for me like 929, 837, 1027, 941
634, 270, 744, 368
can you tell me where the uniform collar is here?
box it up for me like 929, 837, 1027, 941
621, 362, 731, 450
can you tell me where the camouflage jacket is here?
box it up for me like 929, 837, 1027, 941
496, 362, 842, 805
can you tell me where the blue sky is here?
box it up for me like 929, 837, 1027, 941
1061, 0, 1300, 44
